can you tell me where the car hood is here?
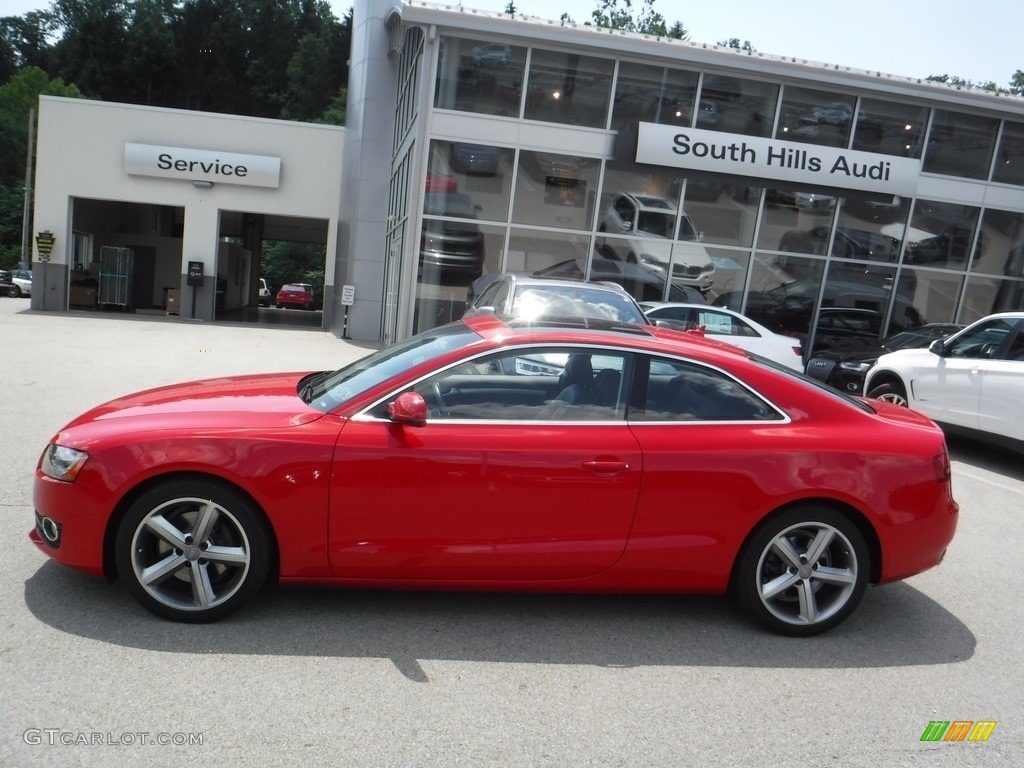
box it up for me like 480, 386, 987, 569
812, 342, 886, 363
875, 348, 936, 368
54, 372, 325, 446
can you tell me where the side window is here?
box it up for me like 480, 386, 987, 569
635, 357, 781, 422
1002, 328, 1024, 361
697, 310, 753, 338
476, 281, 503, 310
948, 319, 1014, 358
399, 348, 630, 421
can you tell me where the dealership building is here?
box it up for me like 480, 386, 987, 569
30, 0, 1024, 351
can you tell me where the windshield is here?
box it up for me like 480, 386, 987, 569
636, 211, 674, 238
304, 323, 481, 412
513, 285, 647, 324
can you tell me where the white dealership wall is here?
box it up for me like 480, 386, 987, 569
32, 96, 345, 321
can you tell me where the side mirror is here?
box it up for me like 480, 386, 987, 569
387, 391, 428, 426
928, 339, 946, 356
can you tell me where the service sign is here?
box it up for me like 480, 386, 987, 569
635, 123, 921, 197
124, 143, 281, 188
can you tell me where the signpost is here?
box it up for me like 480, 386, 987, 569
187, 260, 204, 319
341, 284, 355, 338
35, 231, 55, 311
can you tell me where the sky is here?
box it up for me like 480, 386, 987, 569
2, 0, 1020, 88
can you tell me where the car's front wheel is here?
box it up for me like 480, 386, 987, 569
115, 478, 272, 622
867, 381, 908, 406
7, 284, 21, 297
734, 506, 869, 636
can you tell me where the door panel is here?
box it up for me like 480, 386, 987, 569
329, 420, 642, 580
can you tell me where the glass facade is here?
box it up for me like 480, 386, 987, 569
415, 34, 1024, 351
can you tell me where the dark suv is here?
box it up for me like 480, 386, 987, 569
419, 192, 486, 285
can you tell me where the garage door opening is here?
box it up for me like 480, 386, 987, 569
216, 211, 328, 328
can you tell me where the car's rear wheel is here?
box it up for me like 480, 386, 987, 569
867, 382, 908, 406
115, 478, 272, 622
734, 506, 868, 636
7, 284, 21, 297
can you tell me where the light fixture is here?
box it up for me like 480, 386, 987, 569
193, 180, 214, 189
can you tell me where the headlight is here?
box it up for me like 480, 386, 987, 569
839, 362, 872, 373
39, 444, 89, 482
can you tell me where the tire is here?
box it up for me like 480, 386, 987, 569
8, 285, 21, 298
867, 382, 908, 406
115, 478, 272, 622
733, 506, 869, 636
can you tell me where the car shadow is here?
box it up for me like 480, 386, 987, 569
24, 562, 974, 680
947, 433, 1024, 481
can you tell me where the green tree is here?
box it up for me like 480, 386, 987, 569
590, 0, 680, 36
0, 66, 83, 268
122, 0, 177, 106
49, 0, 131, 102
1, 11, 58, 76
1010, 70, 1024, 96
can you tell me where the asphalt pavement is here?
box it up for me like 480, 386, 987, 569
1, 298, 1022, 767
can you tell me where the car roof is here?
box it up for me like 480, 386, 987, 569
464, 313, 751, 361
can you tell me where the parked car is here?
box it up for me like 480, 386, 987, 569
420, 192, 486, 284
3, 268, 32, 297
598, 192, 715, 294
640, 302, 803, 370
530, 258, 708, 305
449, 143, 499, 175
865, 312, 1024, 450
465, 273, 650, 325
30, 313, 958, 634
258, 278, 272, 307
805, 323, 963, 395
276, 283, 317, 310
0, 269, 20, 298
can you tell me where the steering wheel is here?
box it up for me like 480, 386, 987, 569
431, 381, 450, 418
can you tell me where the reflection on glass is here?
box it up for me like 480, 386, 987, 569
505, 228, 591, 276
696, 75, 778, 137
976, 209, 1024, 277
962, 274, 1024, 319
852, 98, 928, 158
896, 268, 963, 329
428, 140, 514, 224
894, 200, 982, 269
704, 247, 751, 306
716, 253, 826, 343
993, 121, 1024, 186
776, 86, 854, 148
434, 36, 527, 117
610, 61, 698, 132
923, 109, 999, 179
414, 220, 506, 334
680, 177, 760, 249
513, 151, 599, 230
524, 49, 613, 128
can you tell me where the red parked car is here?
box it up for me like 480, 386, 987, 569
30, 315, 958, 634
275, 282, 317, 310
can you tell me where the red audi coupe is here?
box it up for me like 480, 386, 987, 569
31, 314, 958, 635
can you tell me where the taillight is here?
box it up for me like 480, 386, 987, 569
933, 448, 951, 483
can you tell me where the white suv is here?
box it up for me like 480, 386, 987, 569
258, 278, 271, 306
598, 192, 715, 294
864, 312, 1024, 449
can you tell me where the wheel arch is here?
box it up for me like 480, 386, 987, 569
729, 498, 883, 589
102, 470, 280, 584
865, 369, 906, 396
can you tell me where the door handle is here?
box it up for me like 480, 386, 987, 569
582, 459, 630, 474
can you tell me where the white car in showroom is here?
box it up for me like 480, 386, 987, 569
864, 312, 1024, 449
598, 192, 715, 294
641, 302, 804, 370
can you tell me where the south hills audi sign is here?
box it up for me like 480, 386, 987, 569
636, 123, 921, 196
